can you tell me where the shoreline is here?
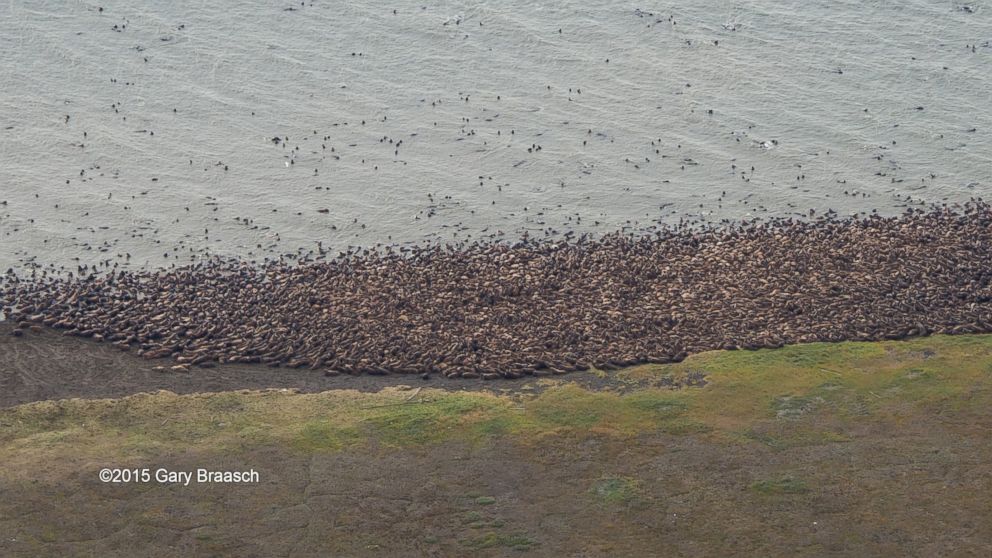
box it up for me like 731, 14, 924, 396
0, 201, 974, 275
3, 203, 992, 379
0, 320, 667, 408
0, 317, 987, 407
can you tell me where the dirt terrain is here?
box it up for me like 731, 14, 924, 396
0, 322, 695, 408
1, 330, 991, 556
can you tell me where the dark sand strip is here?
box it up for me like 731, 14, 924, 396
1, 322, 667, 408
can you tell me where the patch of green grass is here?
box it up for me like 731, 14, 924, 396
475, 496, 496, 506
471, 415, 517, 438
205, 393, 247, 413
530, 388, 605, 429
772, 394, 823, 420
591, 476, 641, 504
751, 476, 809, 495
705, 341, 885, 372
462, 532, 537, 551
675, 334, 992, 429
625, 393, 687, 415
4, 334, 992, 463
520, 385, 694, 437
294, 420, 362, 452
741, 425, 849, 450
38, 526, 59, 543
27, 429, 78, 447
0, 400, 87, 441
237, 425, 273, 443
657, 417, 712, 435
364, 395, 494, 445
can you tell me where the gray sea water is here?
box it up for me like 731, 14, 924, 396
1, 0, 990, 272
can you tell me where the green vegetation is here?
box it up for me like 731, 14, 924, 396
461, 532, 537, 551
751, 476, 810, 495
2, 334, 991, 466
294, 420, 362, 451
591, 476, 641, 504
3, 334, 992, 556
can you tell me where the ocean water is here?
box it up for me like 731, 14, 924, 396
1, 0, 990, 271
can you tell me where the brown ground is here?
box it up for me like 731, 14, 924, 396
2, 325, 991, 557
0, 322, 684, 408
2, 414, 990, 557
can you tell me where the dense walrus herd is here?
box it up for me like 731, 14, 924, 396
3, 203, 992, 379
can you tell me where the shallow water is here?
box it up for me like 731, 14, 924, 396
1, 0, 990, 271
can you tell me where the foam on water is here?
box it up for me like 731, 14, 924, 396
1, 0, 990, 271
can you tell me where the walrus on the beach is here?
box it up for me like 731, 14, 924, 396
2, 202, 992, 378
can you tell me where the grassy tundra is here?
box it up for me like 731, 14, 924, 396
2, 335, 991, 556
